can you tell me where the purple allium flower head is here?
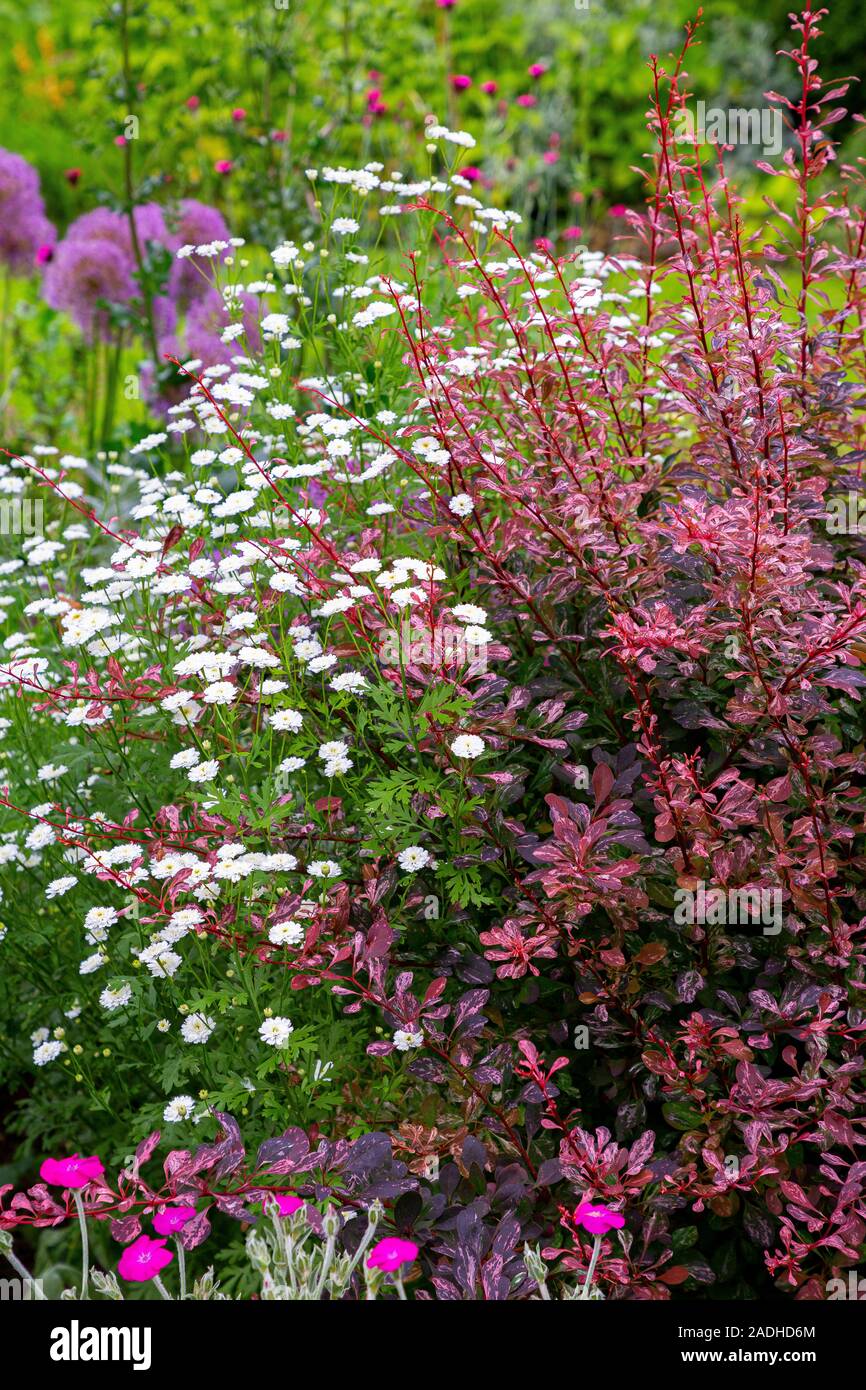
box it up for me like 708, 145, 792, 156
0, 211, 56, 276
185, 287, 261, 366
168, 199, 231, 308
132, 202, 170, 251
66, 203, 168, 261
0, 148, 56, 275
43, 237, 135, 338
153, 294, 177, 339
0, 148, 40, 207
47, 203, 175, 337
66, 207, 128, 246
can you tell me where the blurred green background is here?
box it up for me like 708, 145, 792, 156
2, 0, 863, 245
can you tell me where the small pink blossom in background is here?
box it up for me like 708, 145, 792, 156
214, 159, 233, 175
152, 1205, 197, 1236
118, 1234, 173, 1283
543, 150, 558, 165
529, 62, 548, 78
535, 236, 555, 254
436, 0, 457, 8
450, 74, 472, 91
459, 165, 481, 182
481, 80, 498, 95
35, 244, 54, 265
367, 1236, 419, 1272
562, 225, 583, 240
516, 93, 537, 108
114, 135, 127, 147
367, 88, 387, 115
609, 203, 627, 216
268, 1193, 304, 1217
231, 107, 246, 122
573, 1202, 625, 1235
185, 95, 200, 111
39, 1153, 104, 1189
64, 167, 81, 186
270, 129, 287, 143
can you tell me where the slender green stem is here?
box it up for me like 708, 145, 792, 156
153, 1275, 173, 1301
118, 0, 161, 381
175, 1239, 187, 1300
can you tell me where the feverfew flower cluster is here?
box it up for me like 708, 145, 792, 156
0, 133, 513, 1128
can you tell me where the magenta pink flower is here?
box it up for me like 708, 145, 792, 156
609, 203, 627, 217
268, 1193, 304, 1217
186, 95, 200, 111
450, 74, 472, 91
231, 107, 247, 122
516, 93, 537, 109
543, 150, 559, 165
39, 1154, 104, 1190
152, 1205, 197, 1236
118, 1234, 174, 1283
214, 159, 234, 175
367, 1236, 419, 1272
436, 0, 457, 7
562, 225, 583, 240
481, 80, 498, 95
573, 1202, 625, 1235
529, 62, 548, 78
35, 244, 54, 265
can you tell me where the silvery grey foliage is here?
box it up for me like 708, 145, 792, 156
246, 1198, 384, 1300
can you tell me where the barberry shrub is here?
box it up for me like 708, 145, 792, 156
1, 9, 866, 1300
